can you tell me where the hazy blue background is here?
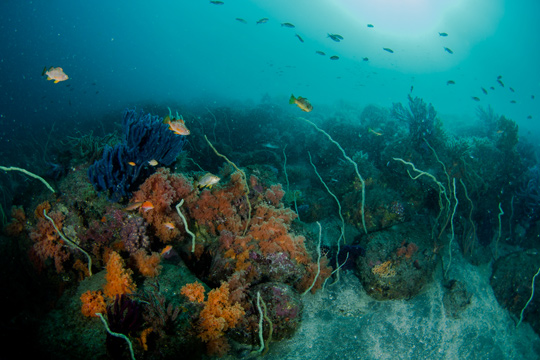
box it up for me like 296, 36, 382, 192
0, 0, 539, 137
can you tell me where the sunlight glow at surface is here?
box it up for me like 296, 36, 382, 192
336, 0, 458, 36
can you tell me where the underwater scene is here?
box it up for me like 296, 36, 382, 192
1, 0, 540, 359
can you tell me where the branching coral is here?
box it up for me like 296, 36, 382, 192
88, 109, 187, 201
391, 95, 438, 148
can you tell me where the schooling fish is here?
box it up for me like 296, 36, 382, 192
42, 66, 69, 83
363, 57, 369, 61
367, 24, 374, 28
444, 47, 453, 54
327, 33, 343, 42
447, 80, 455, 85
439, 32, 448, 36
481, 87, 488, 95
497, 79, 505, 87
329, 55, 339, 60
383, 48, 394, 53
281, 22, 295, 28
235, 18, 247, 24
295, 34, 304, 43
289, 94, 313, 112
471, 96, 480, 101
256, 18, 269, 24
315, 51, 326, 56
209, 1, 224, 4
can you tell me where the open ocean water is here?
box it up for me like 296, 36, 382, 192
1, 1, 540, 359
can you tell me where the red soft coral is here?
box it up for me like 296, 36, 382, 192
130, 168, 195, 243
29, 210, 70, 273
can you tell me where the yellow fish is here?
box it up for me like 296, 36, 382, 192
197, 173, 220, 189
42, 66, 69, 83
289, 94, 313, 112
368, 128, 383, 136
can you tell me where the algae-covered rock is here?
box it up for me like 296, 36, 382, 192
355, 222, 438, 300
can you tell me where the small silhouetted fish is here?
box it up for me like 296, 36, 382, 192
447, 80, 455, 85
481, 87, 488, 95
439, 32, 448, 36
295, 34, 304, 43
497, 75, 502, 80
510, 100, 516, 104
315, 50, 325, 56
410, 85, 414, 93
235, 18, 247, 24
490, 86, 495, 90
527, 115, 532, 119
497, 79, 504, 87
281, 22, 295, 28
472, 96, 480, 101
330, 55, 339, 60
532, 95, 535, 100
444, 47, 453, 54
328, 33, 343, 42
209, 0, 224, 4
256, 18, 268, 24
509, 87, 515, 92
363, 57, 369, 61
383, 47, 394, 53
367, 24, 374, 28
66, 84, 71, 87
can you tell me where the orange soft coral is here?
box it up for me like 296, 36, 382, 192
197, 283, 245, 356
132, 249, 162, 277
181, 281, 205, 303
182, 282, 244, 356
103, 251, 136, 298
80, 290, 107, 317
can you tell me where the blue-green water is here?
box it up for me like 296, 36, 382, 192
1, 1, 540, 359
1, 1, 538, 127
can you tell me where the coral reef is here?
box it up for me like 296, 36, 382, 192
88, 109, 187, 201
182, 281, 245, 356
